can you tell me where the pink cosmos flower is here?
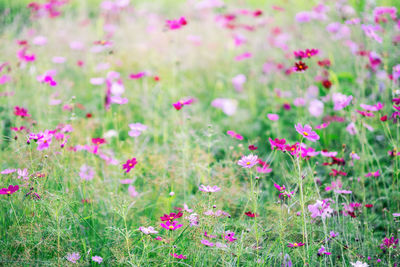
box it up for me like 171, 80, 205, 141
139, 226, 158, 234
201, 239, 214, 246
235, 52, 252, 61
269, 138, 286, 150
160, 220, 183, 231
0, 185, 19, 195
129, 72, 146, 79
232, 74, 246, 92
361, 24, 382, 43
332, 93, 353, 110
122, 158, 137, 173
37, 130, 53, 150
79, 165, 94, 181
128, 123, 147, 137
308, 99, 324, 117
346, 122, 357, 135
227, 130, 243, 140
166, 16, 187, 30
274, 183, 286, 191
1, 169, 16, 174
199, 185, 221, 193
66, 252, 80, 264
128, 185, 139, 197
211, 98, 238, 116
267, 113, 279, 121
92, 256, 103, 264
295, 123, 320, 142
308, 199, 334, 219
360, 102, 384, 112
238, 154, 258, 168
350, 152, 360, 160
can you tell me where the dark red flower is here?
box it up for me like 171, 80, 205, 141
380, 115, 387, 121
294, 61, 308, 72
318, 59, 331, 67
86, 113, 93, 118
245, 211, 259, 217
248, 145, 258, 151
253, 10, 263, 17
154, 76, 160, 82
365, 204, 373, 208
322, 80, 332, 89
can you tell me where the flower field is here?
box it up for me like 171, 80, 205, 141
1, 0, 400, 266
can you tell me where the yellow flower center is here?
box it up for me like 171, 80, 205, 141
6, 191, 11, 194
246, 162, 251, 165
303, 131, 309, 136
129, 163, 133, 167
168, 225, 174, 229
293, 243, 298, 247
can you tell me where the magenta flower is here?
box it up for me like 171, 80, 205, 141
288, 242, 305, 248
160, 220, 183, 231
122, 158, 137, 173
318, 245, 332, 255
172, 98, 194, 110
129, 72, 146, 79
37, 130, 53, 150
0, 185, 19, 195
201, 239, 214, 246
199, 185, 221, 193
365, 170, 380, 178
274, 183, 286, 191
238, 154, 258, 168
170, 253, 187, 259
14, 106, 31, 117
227, 130, 243, 140
295, 123, 320, 142
223, 231, 237, 242
166, 16, 187, 30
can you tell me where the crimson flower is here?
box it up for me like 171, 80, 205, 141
294, 61, 308, 72
288, 242, 305, 248
245, 211, 259, 218
14, 106, 31, 117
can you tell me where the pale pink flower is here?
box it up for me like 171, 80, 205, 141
128, 185, 139, 197
308, 99, 324, 117
332, 93, 352, 110
238, 154, 258, 168
199, 185, 221, 193
232, 74, 246, 92
267, 114, 279, 121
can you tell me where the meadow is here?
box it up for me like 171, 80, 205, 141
0, 0, 400, 266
